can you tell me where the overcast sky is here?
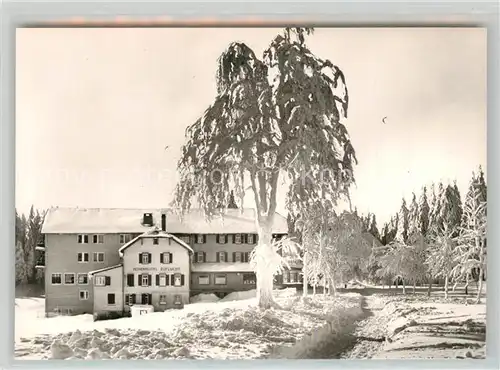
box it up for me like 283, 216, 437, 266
16, 27, 486, 225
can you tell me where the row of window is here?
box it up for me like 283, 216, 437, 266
195, 273, 256, 286
125, 273, 185, 287
124, 293, 182, 306
77, 252, 105, 263
76, 233, 259, 245
77, 234, 134, 244
52, 271, 291, 286
138, 252, 173, 265
51, 273, 88, 285
194, 251, 251, 263
171, 234, 258, 245
58, 291, 179, 306
51, 273, 186, 289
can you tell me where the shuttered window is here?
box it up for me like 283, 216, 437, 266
139, 252, 152, 264
139, 274, 151, 287
172, 273, 184, 287
216, 251, 228, 262
217, 234, 228, 244
160, 252, 173, 264
195, 235, 206, 244
195, 252, 206, 263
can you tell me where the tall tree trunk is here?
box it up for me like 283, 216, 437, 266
329, 273, 336, 296
412, 280, 416, 294
313, 283, 316, 296
444, 275, 449, 299
302, 251, 308, 297
402, 278, 406, 295
255, 221, 276, 309
475, 267, 483, 304
427, 276, 432, 297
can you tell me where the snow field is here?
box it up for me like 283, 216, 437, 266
15, 289, 364, 360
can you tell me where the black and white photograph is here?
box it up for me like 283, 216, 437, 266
14, 26, 487, 360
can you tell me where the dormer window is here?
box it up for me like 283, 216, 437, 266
153, 238, 159, 245
143, 213, 153, 226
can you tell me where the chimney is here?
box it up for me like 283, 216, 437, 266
161, 214, 166, 231
143, 213, 153, 226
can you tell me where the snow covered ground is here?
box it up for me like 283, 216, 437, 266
15, 286, 487, 360
15, 289, 364, 360
341, 293, 487, 360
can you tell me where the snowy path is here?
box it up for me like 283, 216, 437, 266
340, 291, 487, 360
339, 295, 390, 358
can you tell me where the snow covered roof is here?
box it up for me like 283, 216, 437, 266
191, 263, 255, 273
88, 264, 123, 276
41, 207, 288, 234
118, 228, 194, 256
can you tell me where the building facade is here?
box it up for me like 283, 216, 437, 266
40, 207, 292, 317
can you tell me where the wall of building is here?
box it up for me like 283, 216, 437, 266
122, 236, 191, 311
44, 233, 129, 315
92, 266, 124, 317
190, 271, 256, 295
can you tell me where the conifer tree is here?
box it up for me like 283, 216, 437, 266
395, 198, 409, 244
430, 182, 446, 235
380, 222, 389, 245
418, 186, 430, 236
368, 214, 381, 242
440, 184, 462, 236
428, 183, 437, 234
407, 193, 420, 243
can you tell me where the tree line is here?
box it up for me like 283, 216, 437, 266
364, 166, 487, 302
286, 166, 486, 304
15, 206, 46, 286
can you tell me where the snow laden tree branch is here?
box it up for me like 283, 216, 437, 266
451, 176, 487, 304
426, 225, 457, 299
297, 206, 371, 297
173, 28, 357, 309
